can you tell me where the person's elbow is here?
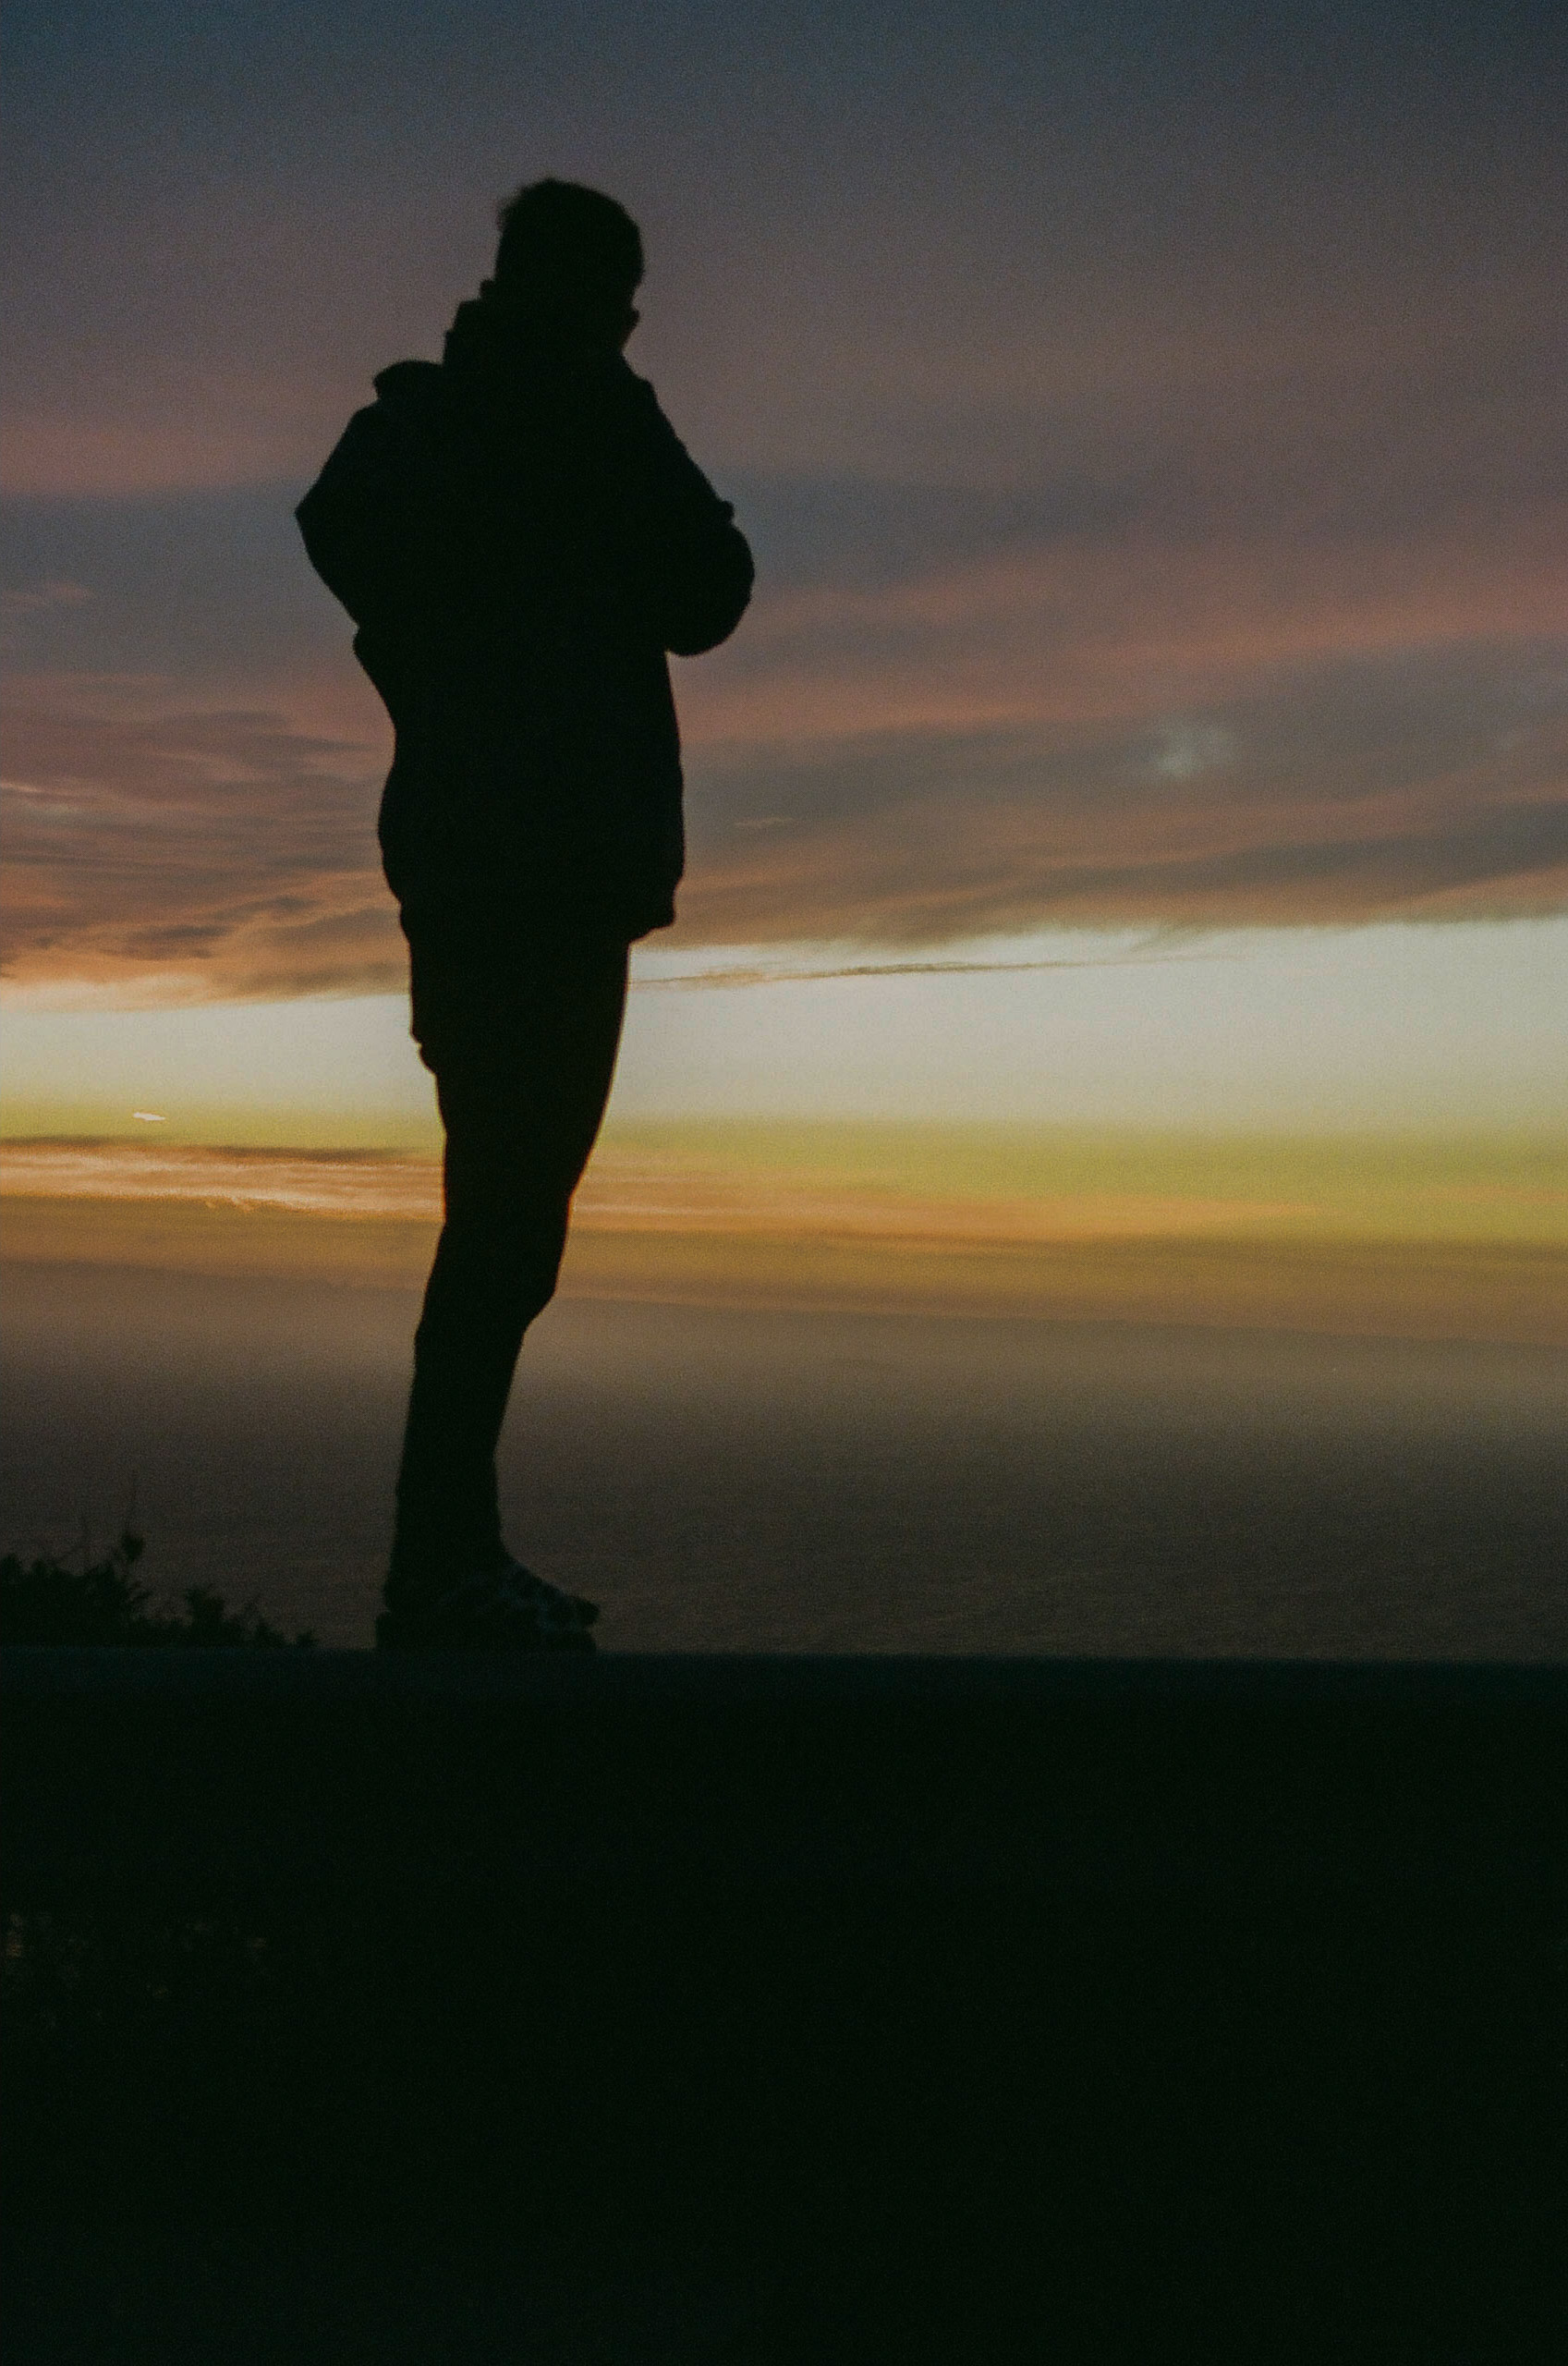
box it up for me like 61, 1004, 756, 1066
296, 481, 373, 624
663, 524, 755, 657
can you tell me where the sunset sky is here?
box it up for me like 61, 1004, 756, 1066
2, 4, 1563, 1233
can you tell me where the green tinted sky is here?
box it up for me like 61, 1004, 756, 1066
4, 920, 1562, 1142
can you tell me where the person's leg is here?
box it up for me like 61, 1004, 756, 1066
387, 924, 629, 1608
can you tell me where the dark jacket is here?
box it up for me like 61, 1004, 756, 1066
296, 295, 753, 941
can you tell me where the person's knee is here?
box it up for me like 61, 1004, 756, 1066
431, 1199, 569, 1305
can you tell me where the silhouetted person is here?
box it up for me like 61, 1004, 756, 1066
297, 180, 753, 1647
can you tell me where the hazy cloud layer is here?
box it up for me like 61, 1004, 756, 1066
679, 647, 1568, 944
3, 464, 1564, 994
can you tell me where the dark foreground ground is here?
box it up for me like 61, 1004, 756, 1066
5, 1650, 1565, 2362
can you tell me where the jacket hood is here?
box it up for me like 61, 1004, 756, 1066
441, 288, 629, 396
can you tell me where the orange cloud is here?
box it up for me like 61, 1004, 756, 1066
1, 689, 402, 999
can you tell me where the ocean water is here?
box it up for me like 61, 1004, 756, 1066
2, 1255, 1564, 1657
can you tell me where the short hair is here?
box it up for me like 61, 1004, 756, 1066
492, 178, 644, 313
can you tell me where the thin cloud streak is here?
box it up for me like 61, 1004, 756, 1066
638, 952, 1235, 989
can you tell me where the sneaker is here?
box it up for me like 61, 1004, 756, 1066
376, 1555, 599, 1652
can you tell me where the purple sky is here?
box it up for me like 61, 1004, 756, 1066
3, 0, 1564, 1000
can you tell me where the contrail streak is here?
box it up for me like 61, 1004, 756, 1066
634, 951, 1231, 990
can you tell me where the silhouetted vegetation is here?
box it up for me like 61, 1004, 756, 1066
0, 1528, 315, 1647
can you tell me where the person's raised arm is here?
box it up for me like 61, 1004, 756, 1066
621, 378, 755, 656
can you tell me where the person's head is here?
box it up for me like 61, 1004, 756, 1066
490, 177, 644, 348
